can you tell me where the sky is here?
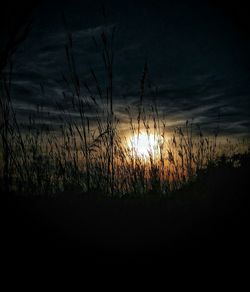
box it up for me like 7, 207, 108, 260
4, 0, 250, 137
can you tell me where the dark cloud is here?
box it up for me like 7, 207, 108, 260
5, 0, 250, 137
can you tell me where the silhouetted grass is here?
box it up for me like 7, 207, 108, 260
1, 21, 249, 198
2, 7, 250, 262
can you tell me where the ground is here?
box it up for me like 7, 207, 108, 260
4, 156, 250, 261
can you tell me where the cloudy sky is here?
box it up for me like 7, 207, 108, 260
7, 0, 250, 136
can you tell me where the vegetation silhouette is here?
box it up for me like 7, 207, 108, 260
1, 23, 249, 197
1, 8, 250, 258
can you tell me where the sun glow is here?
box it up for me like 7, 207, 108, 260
128, 132, 163, 158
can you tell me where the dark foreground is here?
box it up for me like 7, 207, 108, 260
4, 156, 250, 261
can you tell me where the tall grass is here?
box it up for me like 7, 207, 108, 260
1, 24, 249, 197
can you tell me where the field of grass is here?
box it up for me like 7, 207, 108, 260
1, 19, 250, 259
1, 27, 249, 197
5, 150, 250, 258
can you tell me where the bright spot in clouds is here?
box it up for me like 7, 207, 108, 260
129, 132, 163, 158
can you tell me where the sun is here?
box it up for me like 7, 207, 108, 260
128, 132, 162, 158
